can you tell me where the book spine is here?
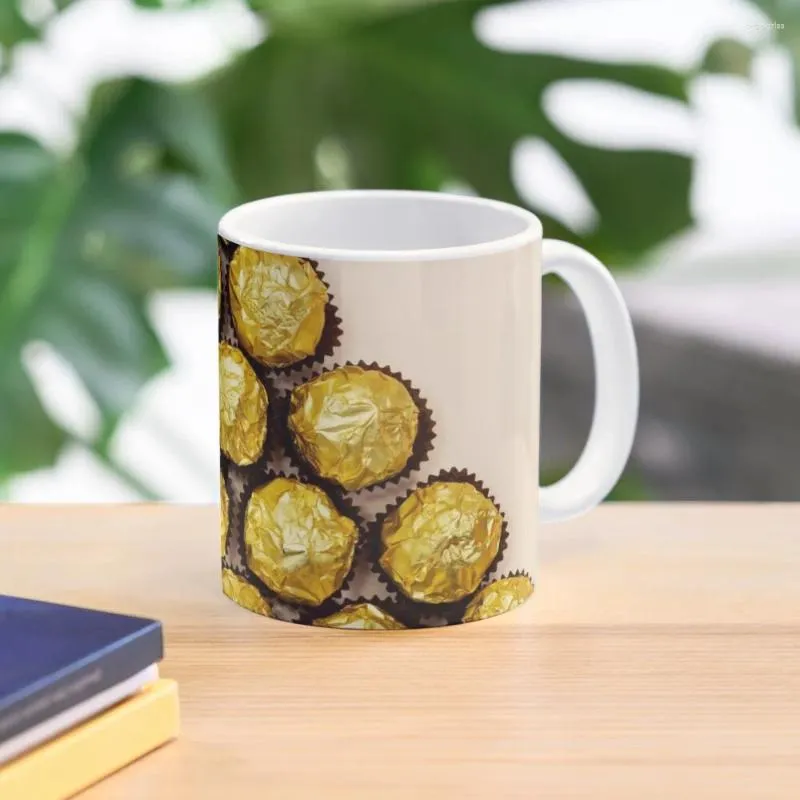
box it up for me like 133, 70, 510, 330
0, 679, 179, 800
0, 623, 162, 745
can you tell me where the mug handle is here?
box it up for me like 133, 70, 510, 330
539, 240, 639, 523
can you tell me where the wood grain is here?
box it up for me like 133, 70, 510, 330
1, 504, 798, 798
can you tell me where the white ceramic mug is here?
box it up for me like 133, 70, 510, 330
217, 190, 638, 630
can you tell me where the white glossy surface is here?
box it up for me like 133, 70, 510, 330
219, 190, 542, 261
540, 241, 639, 522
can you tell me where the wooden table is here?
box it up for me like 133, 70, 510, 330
1, 504, 799, 798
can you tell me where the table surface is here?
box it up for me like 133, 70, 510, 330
1, 504, 799, 799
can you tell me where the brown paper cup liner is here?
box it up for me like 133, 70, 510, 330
368, 468, 510, 627
217, 235, 238, 347
222, 238, 342, 375
220, 467, 231, 567
277, 361, 436, 494
228, 469, 365, 617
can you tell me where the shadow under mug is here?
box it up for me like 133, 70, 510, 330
217, 190, 638, 630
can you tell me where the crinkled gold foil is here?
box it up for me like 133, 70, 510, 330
219, 343, 268, 465
379, 481, 503, 604
222, 569, 272, 617
289, 366, 419, 491
229, 247, 328, 367
244, 477, 358, 606
220, 475, 229, 557
462, 575, 534, 623
313, 602, 405, 630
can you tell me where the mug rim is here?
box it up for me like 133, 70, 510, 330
218, 190, 542, 262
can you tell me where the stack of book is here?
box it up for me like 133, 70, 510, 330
0, 595, 179, 800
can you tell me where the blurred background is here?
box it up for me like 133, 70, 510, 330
0, 0, 798, 502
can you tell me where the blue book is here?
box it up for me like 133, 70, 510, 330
0, 595, 163, 746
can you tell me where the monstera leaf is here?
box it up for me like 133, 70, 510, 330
0, 0, 700, 490
0, 3, 37, 49
211, 0, 693, 265
0, 80, 229, 481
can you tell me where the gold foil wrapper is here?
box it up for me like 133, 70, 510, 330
244, 477, 358, 606
379, 481, 503, 604
313, 602, 406, 631
219, 342, 268, 466
222, 569, 272, 617
289, 366, 419, 491
462, 575, 534, 623
220, 474, 229, 557
229, 247, 328, 368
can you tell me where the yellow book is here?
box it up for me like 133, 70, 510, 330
0, 679, 179, 800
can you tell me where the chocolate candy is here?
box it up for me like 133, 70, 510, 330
244, 477, 358, 606
220, 475, 229, 557
229, 247, 328, 367
288, 365, 419, 491
462, 575, 534, 623
313, 602, 405, 630
379, 481, 503, 604
219, 342, 268, 466
222, 569, 272, 617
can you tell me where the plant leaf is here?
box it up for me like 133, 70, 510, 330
251, 0, 489, 33
0, 2, 38, 50
0, 358, 67, 480
212, 0, 693, 262
0, 80, 230, 477
0, 134, 67, 475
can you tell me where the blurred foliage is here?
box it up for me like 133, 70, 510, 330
702, 0, 800, 119
1, 0, 786, 493
752, 0, 800, 118
213, 0, 692, 264
0, 82, 230, 483
0, 3, 37, 49
701, 38, 755, 78
541, 466, 651, 502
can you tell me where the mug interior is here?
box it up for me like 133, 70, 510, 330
218, 191, 540, 261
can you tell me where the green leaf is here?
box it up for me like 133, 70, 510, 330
0, 357, 66, 480
252, 0, 478, 33
33, 276, 168, 421
0, 80, 231, 479
0, 2, 38, 50
701, 38, 754, 77
212, 0, 692, 261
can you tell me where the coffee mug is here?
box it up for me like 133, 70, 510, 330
217, 190, 638, 630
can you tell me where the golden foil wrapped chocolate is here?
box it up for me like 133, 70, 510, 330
219, 342, 268, 465
289, 366, 419, 491
229, 246, 328, 367
462, 575, 534, 623
379, 481, 503, 604
220, 475, 229, 557
244, 477, 358, 606
313, 603, 405, 631
222, 569, 272, 617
